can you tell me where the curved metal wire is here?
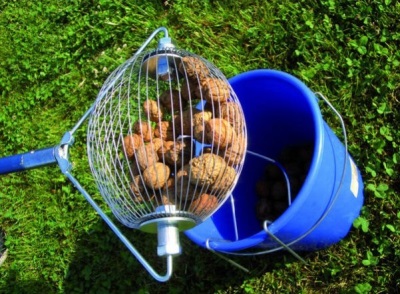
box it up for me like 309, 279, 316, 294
87, 41, 247, 229
204, 92, 349, 260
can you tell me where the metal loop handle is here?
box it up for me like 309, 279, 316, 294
61, 169, 174, 282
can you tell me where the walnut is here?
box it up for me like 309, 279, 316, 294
174, 108, 196, 136
256, 198, 273, 221
218, 133, 246, 166
133, 121, 154, 142
129, 160, 141, 177
205, 118, 236, 148
150, 138, 163, 152
211, 164, 236, 194
163, 138, 193, 167
264, 164, 282, 180
129, 175, 152, 202
136, 143, 159, 170
189, 193, 218, 215
192, 110, 212, 126
123, 134, 143, 159
161, 165, 199, 205
163, 178, 196, 204
180, 79, 200, 101
160, 195, 175, 206
143, 100, 163, 122
173, 108, 212, 138
157, 140, 175, 159
192, 110, 213, 142
175, 164, 191, 185
188, 153, 228, 187
255, 179, 270, 199
154, 121, 174, 141
179, 56, 210, 80
271, 181, 287, 201
143, 162, 170, 189
159, 89, 186, 112
200, 78, 230, 103
128, 178, 152, 203
218, 102, 245, 134
273, 200, 288, 216
193, 83, 207, 100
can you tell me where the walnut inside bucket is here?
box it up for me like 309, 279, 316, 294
254, 143, 314, 223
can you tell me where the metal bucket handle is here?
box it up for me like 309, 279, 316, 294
204, 92, 349, 266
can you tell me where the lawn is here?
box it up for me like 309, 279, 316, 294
0, 0, 399, 293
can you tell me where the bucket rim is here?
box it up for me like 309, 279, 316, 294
186, 69, 326, 251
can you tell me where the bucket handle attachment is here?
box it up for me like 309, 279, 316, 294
203, 92, 349, 264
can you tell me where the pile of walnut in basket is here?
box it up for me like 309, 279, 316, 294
255, 144, 313, 223
122, 56, 246, 216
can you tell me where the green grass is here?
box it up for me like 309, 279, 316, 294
1, 0, 399, 293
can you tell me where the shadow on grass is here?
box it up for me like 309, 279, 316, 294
0, 269, 55, 294
61, 218, 305, 293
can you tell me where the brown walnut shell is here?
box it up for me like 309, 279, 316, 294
129, 175, 151, 202
180, 79, 201, 101
189, 193, 218, 215
133, 121, 154, 142
205, 118, 236, 148
123, 134, 143, 159
142, 162, 170, 189
179, 56, 210, 80
218, 102, 245, 135
218, 133, 246, 166
164, 139, 192, 167
188, 153, 228, 187
143, 100, 163, 122
159, 89, 186, 112
200, 78, 230, 103
211, 164, 237, 194
154, 121, 174, 141
136, 143, 159, 170
174, 108, 199, 136
192, 110, 213, 142
157, 140, 175, 159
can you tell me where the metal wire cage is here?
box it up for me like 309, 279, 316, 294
88, 40, 247, 230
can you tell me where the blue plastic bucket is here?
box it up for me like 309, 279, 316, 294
185, 69, 364, 253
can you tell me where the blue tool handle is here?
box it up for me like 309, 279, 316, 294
0, 147, 57, 175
